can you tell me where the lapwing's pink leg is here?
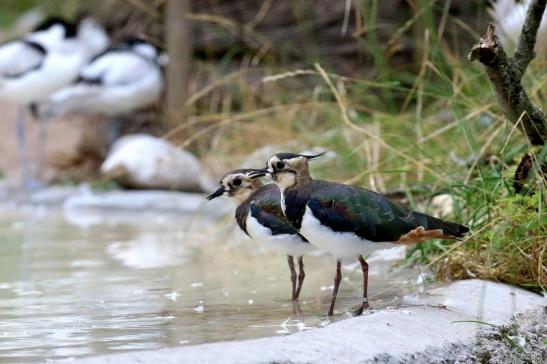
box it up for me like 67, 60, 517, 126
287, 255, 297, 300
328, 260, 342, 316
353, 255, 369, 316
294, 256, 306, 299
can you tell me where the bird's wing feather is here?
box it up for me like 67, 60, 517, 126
251, 185, 308, 240
308, 182, 417, 242
0, 40, 45, 78
79, 51, 153, 86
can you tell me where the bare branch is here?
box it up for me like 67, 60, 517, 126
165, 0, 192, 128
468, 0, 546, 146
514, 0, 546, 77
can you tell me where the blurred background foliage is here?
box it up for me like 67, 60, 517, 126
0, 0, 79, 25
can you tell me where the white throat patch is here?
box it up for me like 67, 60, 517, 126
280, 191, 286, 214
275, 172, 296, 191
275, 173, 295, 215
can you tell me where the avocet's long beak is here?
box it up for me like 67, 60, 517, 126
206, 187, 225, 200
248, 169, 268, 179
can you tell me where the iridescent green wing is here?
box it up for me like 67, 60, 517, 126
308, 183, 416, 242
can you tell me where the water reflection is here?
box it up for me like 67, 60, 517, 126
107, 233, 189, 269
0, 208, 424, 363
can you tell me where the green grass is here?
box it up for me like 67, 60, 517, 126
0, 0, 80, 30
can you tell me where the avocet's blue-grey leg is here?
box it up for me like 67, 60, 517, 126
15, 106, 32, 189
33, 104, 49, 185
108, 116, 123, 146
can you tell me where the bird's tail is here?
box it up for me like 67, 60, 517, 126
412, 212, 469, 239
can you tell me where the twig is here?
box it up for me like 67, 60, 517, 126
468, 0, 546, 146
514, 0, 547, 77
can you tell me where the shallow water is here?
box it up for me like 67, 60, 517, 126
0, 207, 425, 363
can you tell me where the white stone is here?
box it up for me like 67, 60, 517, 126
101, 134, 215, 192
430, 193, 455, 218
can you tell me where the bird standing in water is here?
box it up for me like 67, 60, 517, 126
207, 169, 316, 301
0, 17, 108, 188
252, 152, 469, 316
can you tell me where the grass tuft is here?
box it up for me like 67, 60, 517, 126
433, 193, 546, 292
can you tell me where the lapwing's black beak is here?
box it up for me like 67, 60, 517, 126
206, 187, 225, 200
248, 169, 268, 179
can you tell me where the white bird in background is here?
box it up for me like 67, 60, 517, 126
0, 16, 109, 189
489, 0, 547, 55
45, 38, 168, 144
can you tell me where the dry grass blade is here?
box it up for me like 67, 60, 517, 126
315, 63, 448, 182
370, 219, 497, 300
464, 121, 503, 184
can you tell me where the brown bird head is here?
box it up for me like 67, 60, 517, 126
250, 151, 327, 191
207, 169, 264, 203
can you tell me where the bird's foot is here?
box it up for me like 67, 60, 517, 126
352, 301, 370, 316
291, 300, 302, 316
290, 292, 299, 301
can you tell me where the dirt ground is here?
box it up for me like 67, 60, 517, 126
371, 307, 547, 364
0, 100, 100, 184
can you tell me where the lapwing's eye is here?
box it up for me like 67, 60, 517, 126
276, 161, 285, 169
232, 178, 242, 186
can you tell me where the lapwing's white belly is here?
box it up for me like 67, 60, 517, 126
300, 206, 394, 260
246, 214, 316, 257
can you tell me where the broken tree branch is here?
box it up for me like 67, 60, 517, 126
514, 0, 546, 77
468, 0, 546, 146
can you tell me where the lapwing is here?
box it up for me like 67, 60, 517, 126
44, 38, 167, 143
207, 169, 316, 300
0, 16, 108, 188
251, 152, 469, 316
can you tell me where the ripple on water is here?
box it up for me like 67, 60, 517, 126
0, 209, 426, 363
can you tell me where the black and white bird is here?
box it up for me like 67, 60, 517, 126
0, 16, 109, 187
252, 152, 469, 316
44, 38, 167, 143
207, 169, 316, 301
